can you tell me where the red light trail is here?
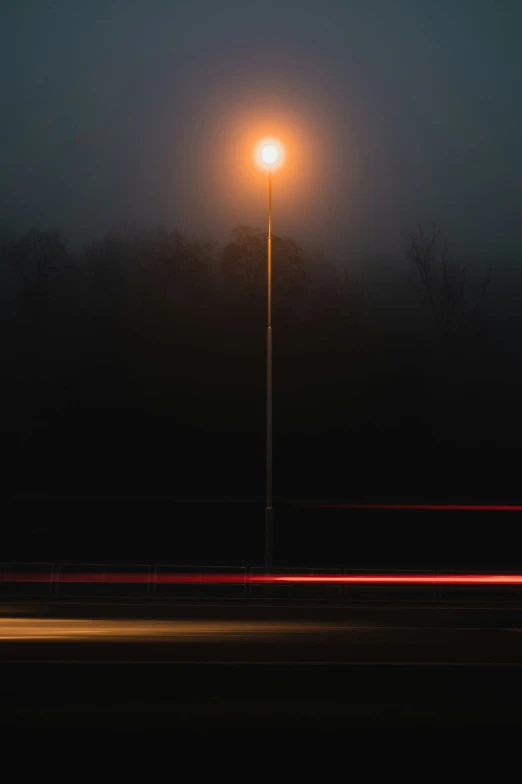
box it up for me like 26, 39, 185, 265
298, 504, 522, 511
5, 572, 522, 585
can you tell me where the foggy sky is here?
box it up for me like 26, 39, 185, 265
1, 0, 522, 262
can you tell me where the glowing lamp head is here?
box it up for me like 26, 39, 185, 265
261, 144, 278, 165
254, 137, 285, 171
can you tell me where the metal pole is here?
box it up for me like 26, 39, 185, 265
265, 168, 273, 573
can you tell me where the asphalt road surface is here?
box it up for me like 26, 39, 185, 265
3, 599, 522, 731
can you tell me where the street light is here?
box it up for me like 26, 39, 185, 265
258, 140, 282, 574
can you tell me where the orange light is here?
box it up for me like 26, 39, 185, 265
254, 137, 285, 171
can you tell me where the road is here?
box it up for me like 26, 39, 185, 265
2, 599, 522, 730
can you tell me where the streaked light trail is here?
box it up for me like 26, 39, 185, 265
299, 504, 522, 511
0, 619, 317, 641
5, 572, 522, 585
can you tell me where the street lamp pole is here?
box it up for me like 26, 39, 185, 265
265, 167, 273, 574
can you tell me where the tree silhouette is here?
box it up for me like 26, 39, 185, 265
221, 225, 307, 309
406, 224, 490, 343
1, 229, 73, 456
406, 225, 492, 444
3, 229, 70, 319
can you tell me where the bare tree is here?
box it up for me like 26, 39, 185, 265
406, 224, 490, 343
406, 225, 491, 442
2, 229, 69, 316
1, 229, 71, 455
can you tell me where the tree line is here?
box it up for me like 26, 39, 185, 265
0, 221, 497, 496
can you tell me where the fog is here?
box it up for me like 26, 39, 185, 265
2, 1, 521, 262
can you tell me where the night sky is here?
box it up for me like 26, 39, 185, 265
2, 0, 522, 263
